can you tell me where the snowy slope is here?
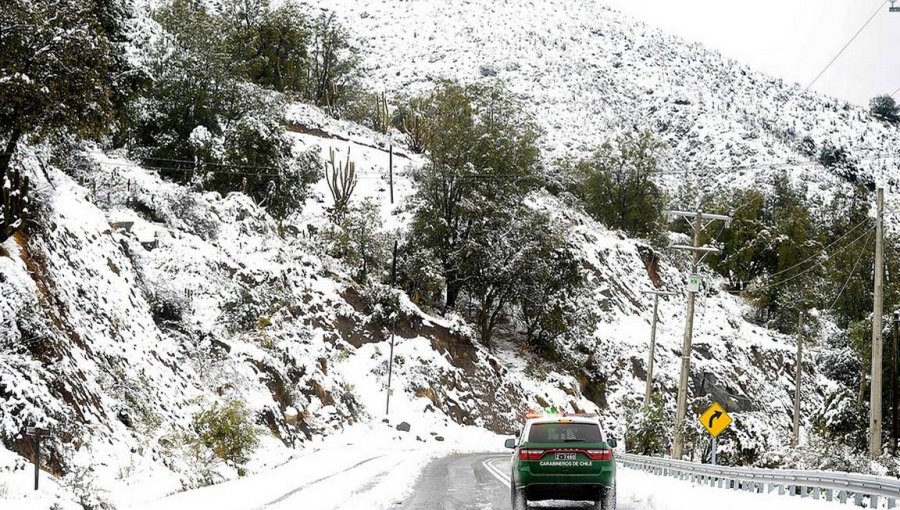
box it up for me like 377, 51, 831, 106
0, 108, 603, 507
4, 0, 900, 507
306, 0, 900, 205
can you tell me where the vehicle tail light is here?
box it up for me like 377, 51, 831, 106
585, 449, 612, 461
518, 449, 545, 461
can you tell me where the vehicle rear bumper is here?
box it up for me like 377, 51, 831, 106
523, 483, 611, 502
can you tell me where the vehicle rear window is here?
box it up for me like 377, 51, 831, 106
527, 423, 602, 442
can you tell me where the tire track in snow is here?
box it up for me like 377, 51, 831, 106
259, 455, 385, 508
481, 457, 511, 488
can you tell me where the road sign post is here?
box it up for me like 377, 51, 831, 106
25, 427, 51, 490
699, 402, 732, 465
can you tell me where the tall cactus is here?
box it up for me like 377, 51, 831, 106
324, 147, 357, 217
401, 108, 427, 153
375, 92, 390, 134
1, 166, 30, 243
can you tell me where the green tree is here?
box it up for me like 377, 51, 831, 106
870, 95, 899, 123
514, 221, 587, 351
1, 0, 117, 177
707, 188, 774, 289
220, 0, 311, 94
134, 0, 242, 174
408, 81, 541, 311
308, 12, 360, 115
134, 1, 314, 219
577, 131, 665, 238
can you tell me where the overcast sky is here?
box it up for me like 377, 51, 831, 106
601, 0, 900, 106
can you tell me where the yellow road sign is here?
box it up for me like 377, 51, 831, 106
699, 402, 732, 437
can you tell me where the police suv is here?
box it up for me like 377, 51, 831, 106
504, 412, 617, 510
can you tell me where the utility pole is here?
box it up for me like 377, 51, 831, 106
870, 188, 884, 460
892, 311, 899, 454
389, 144, 394, 205
666, 210, 731, 460
641, 290, 678, 408
792, 312, 805, 448
385, 240, 399, 416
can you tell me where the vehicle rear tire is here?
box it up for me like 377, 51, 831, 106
599, 484, 616, 510
510, 485, 528, 510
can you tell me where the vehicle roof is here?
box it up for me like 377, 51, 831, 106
525, 416, 601, 425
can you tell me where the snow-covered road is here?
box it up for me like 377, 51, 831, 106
399, 454, 840, 510
126, 422, 840, 510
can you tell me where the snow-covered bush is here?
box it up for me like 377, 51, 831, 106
360, 283, 410, 329
869, 95, 899, 123
623, 393, 670, 456
192, 399, 259, 471
323, 198, 390, 284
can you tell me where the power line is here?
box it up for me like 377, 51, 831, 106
827, 231, 874, 311
763, 217, 871, 280
747, 225, 876, 294
806, 1, 888, 90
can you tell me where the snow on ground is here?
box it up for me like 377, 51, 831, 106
615, 467, 835, 510
131, 422, 503, 510
0, 446, 82, 510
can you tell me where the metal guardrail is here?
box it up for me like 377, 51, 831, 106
618, 452, 900, 509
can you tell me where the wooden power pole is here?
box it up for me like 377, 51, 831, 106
870, 187, 885, 460
892, 311, 899, 455
667, 210, 731, 459
642, 290, 678, 408
792, 312, 804, 448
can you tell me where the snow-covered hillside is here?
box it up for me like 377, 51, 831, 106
309, 0, 900, 201
0, 102, 830, 507
4, 0, 900, 507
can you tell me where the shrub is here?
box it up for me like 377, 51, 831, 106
193, 399, 259, 466
869, 94, 899, 123
360, 283, 409, 329
624, 393, 670, 455
344, 90, 391, 133
324, 198, 390, 284
395, 243, 445, 310
817, 141, 849, 169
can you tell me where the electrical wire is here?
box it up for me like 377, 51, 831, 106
745, 225, 876, 294
827, 231, 874, 311
762, 217, 871, 280
806, 1, 888, 90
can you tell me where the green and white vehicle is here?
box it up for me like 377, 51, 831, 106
504, 414, 617, 510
